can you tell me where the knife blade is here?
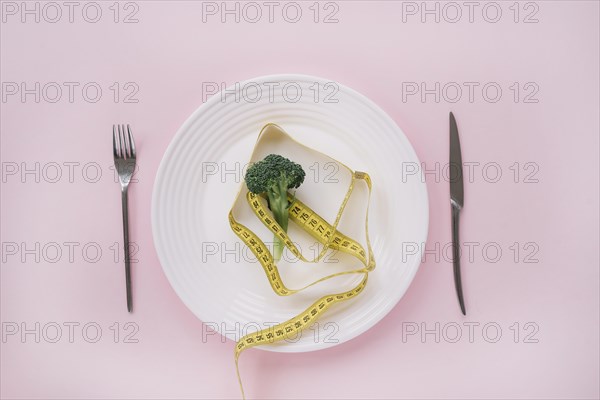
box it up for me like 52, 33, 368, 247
449, 112, 466, 315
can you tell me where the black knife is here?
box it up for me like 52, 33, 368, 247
449, 112, 466, 315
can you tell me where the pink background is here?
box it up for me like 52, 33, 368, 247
1, 1, 599, 399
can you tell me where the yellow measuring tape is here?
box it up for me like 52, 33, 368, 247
227, 124, 375, 398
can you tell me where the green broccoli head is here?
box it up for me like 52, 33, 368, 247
244, 154, 305, 262
244, 154, 305, 195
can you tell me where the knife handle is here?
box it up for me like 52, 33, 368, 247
451, 204, 466, 315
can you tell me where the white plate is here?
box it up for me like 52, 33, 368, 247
151, 74, 428, 352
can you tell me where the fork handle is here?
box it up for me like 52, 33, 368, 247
121, 188, 133, 313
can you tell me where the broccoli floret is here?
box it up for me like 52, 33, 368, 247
244, 154, 305, 261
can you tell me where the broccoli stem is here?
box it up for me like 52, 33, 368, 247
267, 179, 290, 262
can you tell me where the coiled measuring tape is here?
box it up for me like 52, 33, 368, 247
227, 124, 375, 398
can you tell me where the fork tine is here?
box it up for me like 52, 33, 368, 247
112, 125, 119, 158
127, 125, 136, 158
120, 124, 125, 158
118, 124, 125, 159
123, 124, 131, 158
